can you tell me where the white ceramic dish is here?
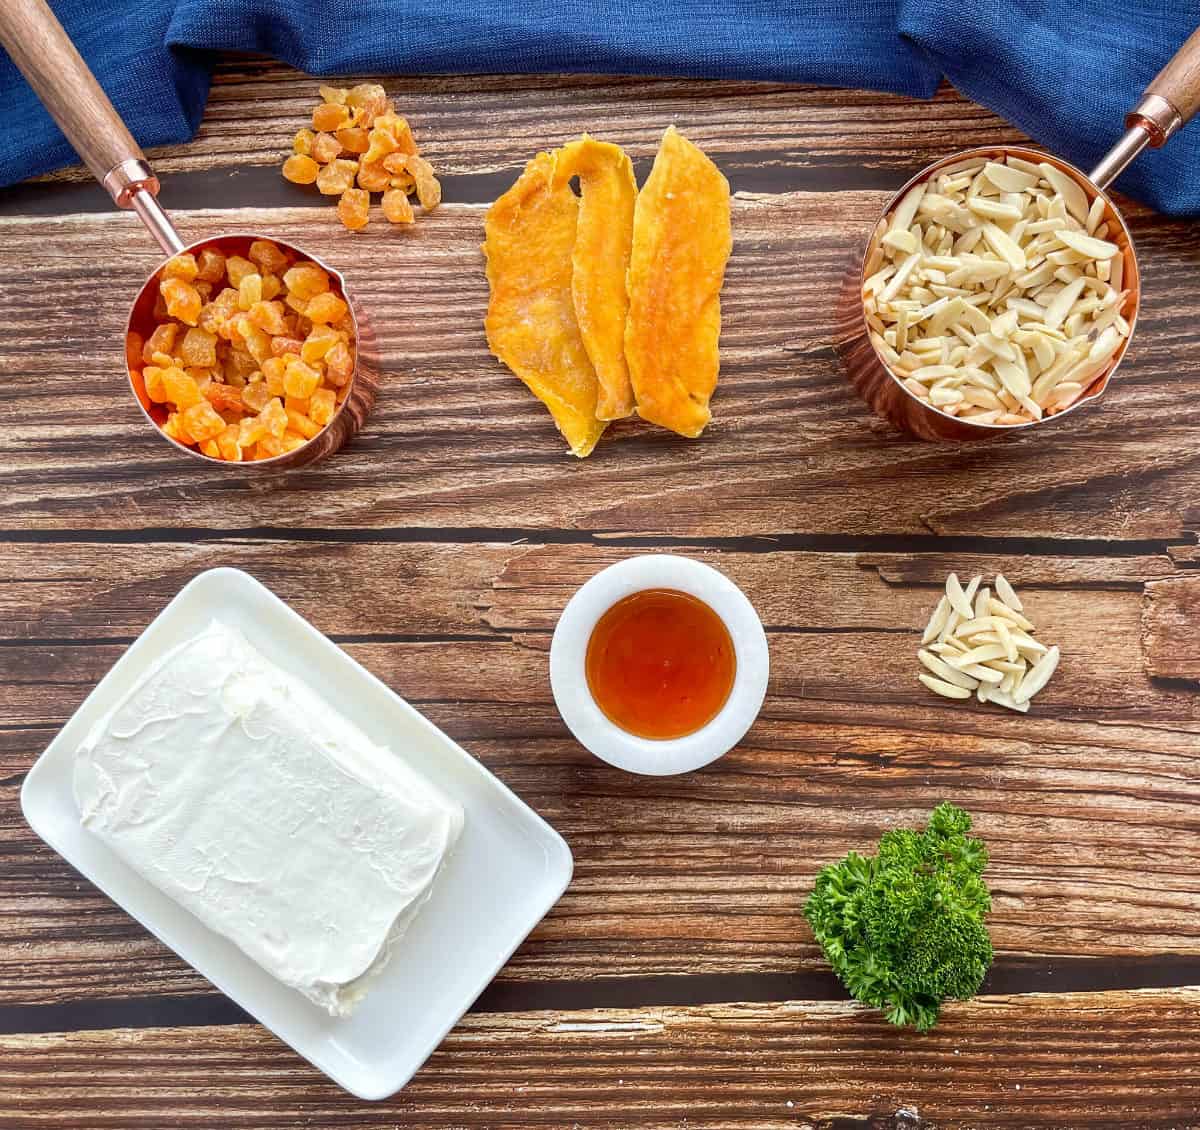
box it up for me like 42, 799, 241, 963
20, 567, 573, 1101
549, 555, 769, 776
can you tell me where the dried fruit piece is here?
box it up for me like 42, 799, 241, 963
248, 240, 290, 276
283, 263, 329, 299
356, 161, 391, 193
162, 253, 199, 281
551, 135, 638, 420
180, 327, 218, 368
312, 102, 349, 132
225, 255, 256, 287
336, 126, 370, 154
195, 247, 227, 284
625, 127, 730, 438
407, 154, 441, 212
311, 131, 343, 164
293, 128, 315, 156
483, 151, 605, 457
316, 158, 358, 196
337, 187, 371, 230
160, 278, 203, 326
305, 291, 348, 324
381, 187, 414, 224
282, 154, 320, 184
309, 387, 337, 425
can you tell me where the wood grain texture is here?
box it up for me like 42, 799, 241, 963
1, 542, 1197, 1002
2, 57, 1199, 1127
1142, 577, 1200, 681
2, 990, 1199, 1129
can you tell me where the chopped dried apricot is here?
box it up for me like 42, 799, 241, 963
180, 327, 219, 368
283, 263, 330, 298
282, 154, 319, 184
143, 366, 169, 403
381, 188, 414, 224
182, 400, 227, 442
374, 112, 418, 155
256, 434, 287, 459
248, 300, 289, 335
408, 154, 441, 212
282, 431, 309, 453
337, 187, 371, 230
162, 412, 195, 445
160, 278, 202, 325
261, 274, 283, 301
162, 253, 199, 281
336, 126, 369, 154
283, 358, 321, 398
202, 380, 246, 414
226, 255, 256, 287
237, 273, 263, 311
382, 152, 408, 175
363, 127, 399, 166
293, 128, 315, 156
312, 131, 343, 164
284, 395, 310, 415
324, 340, 354, 385
301, 324, 340, 363
249, 241, 289, 275
309, 386, 337, 425
313, 102, 350, 132
286, 408, 323, 439
356, 161, 390, 193
241, 379, 272, 413
316, 158, 358, 196
259, 397, 288, 437
216, 424, 243, 462
142, 323, 179, 364
162, 366, 202, 409
305, 291, 348, 324
319, 85, 348, 106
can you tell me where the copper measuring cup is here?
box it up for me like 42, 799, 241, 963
839, 27, 1200, 441
0, 0, 378, 470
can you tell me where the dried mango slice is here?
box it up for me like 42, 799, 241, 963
551, 136, 638, 420
625, 126, 731, 438
483, 152, 606, 457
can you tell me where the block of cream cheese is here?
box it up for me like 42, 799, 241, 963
73, 620, 464, 1016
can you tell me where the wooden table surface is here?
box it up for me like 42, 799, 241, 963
2, 56, 1200, 1130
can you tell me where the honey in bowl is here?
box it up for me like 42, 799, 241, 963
585, 589, 736, 740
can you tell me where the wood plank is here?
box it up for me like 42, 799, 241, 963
1, 196, 1199, 539
1142, 577, 1200, 682
3, 542, 1197, 1000
1, 990, 1198, 1127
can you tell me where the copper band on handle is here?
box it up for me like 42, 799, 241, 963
100, 157, 160, 208
1125, 93, 1184, 146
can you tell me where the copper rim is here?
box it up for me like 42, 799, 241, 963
840, 145, 1141, 441
124, 233, 378, 471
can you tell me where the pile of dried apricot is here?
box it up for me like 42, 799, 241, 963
126, 239, 355, 462
282, 84, 441, 231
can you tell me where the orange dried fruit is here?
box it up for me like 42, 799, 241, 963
162, 412, 195, 446
293, 128, 315, 156
237, 273, 263, 311
143, 366, 168, 403
162, 366, 202, 409
241, 379, 272, 413
324, 340, 354, 386
305, 291, 348, 325
238, 413, 268, 448
311, 131, 343, 164
182, 401, 227, 443
316, 158, 358, 196
248, 300, 289, 335
286, 408, 323, 439
552, 135, 638, 420
336, 126, 370, 154
160, 278, 202, 325
625, 126, 731, 438
407, 154, 441, 212
483, 150, 605, 457
319, 85, 349, 106
249, 240, 290, 275
309, 387, 337, 426
282, 154, 320, 185
142, 322, 179, 364
202, 380, 246, 414
259, 397, 288, 437
356, 161, 390, 193
312, 102, 350, 132
301, 324, 340, 363
196, 249, 227, 284
337, 187, 371, 231
162, 253, 199, 281
216, 424, 243, 462
226, 255, 256, 287
363, 126, 398, 166
180, 326, 219, 368
381, 187, 414, 224
382, 152, 408, 175
283, 358, 321, 398
283, 262, 329, 298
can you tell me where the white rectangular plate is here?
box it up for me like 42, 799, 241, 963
20, 567, 573, 1100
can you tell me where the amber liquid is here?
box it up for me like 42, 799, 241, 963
585, 589, 736, 740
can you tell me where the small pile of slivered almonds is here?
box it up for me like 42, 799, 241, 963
483, 127, 731, 457
918, 572, 1060, 712
864, 155, 1132, 425
281, 84, 440, 230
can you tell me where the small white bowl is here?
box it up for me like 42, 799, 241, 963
549, 555, 769, 776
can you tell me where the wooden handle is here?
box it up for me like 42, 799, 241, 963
0, 0, 147, 187
1134, 25, 1200, 142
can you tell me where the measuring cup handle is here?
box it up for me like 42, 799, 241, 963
0, 0, 161, 207
1128, 25, 1200, 145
